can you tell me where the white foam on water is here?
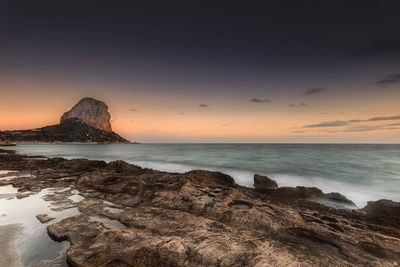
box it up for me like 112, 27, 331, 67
130, 160, 255, 187
270, 173, 400, 208
131, 160, 196, 173
122, 160, 396, 208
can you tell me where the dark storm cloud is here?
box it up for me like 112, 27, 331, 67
376, 73, 400, 85
250, 98, 270, 103
304, 88, 326, 95
199, 104, 209, 108
303, 115, 400, 128
288, 103, 308, 108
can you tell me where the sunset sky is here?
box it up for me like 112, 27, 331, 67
1, 1, 400, 143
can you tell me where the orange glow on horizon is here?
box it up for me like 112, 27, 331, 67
1, 75, 400, 143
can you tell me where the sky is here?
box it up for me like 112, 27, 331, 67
0, 0, 400, 143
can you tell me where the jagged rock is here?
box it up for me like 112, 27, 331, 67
61, 97, 112, 132
258, 186, 356, 208
254, 174, 278, 189
108, 160, 143, 173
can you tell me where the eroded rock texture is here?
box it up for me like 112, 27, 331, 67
1, 149, 400, 266
61, 97, 112, 132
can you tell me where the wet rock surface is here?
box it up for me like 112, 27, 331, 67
1, 148, 400, 266
36, 214, 55, 224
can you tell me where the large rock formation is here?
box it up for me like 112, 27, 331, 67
61, 97, 112, 132
0, 98, 130, 143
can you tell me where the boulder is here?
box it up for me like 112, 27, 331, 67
253, 174, 278, 190
362, 199, 400, 228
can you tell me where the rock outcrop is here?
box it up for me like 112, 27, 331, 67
0, 98, 130, 143
254, 174, 278, 190
61, 97, 112, 132
1, 148, 400, 266
362, 199, 400, 228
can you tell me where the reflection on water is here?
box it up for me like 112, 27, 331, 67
0, 180, 80, 267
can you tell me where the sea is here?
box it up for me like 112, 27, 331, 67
6, 143, 400, 208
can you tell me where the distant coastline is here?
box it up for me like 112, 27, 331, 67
2, 141, 139, 145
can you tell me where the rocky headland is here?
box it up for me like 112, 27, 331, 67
0, 98, 130, 144
0, 148, 400, 266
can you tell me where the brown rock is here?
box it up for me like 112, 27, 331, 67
108, 160, 143, 173
36, 214, 55, 223
253, 174, 278, 189
60, 97, 112, 132
16, 192, 30, 199
362, 199, 400, 228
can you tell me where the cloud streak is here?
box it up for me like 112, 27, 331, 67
376, 73, 400, 85
199, 104, 209, 108
250, 98, 270, 103
343, 123, 400, 132
303, 115, 400, 128
304, 121, 348, 128
304, 88, 326, 95
288, 103, 308, 108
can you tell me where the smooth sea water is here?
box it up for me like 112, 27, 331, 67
7, 144, 400, 207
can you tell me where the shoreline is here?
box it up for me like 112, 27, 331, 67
4, 144, 399, 208
1, 148, 400, 266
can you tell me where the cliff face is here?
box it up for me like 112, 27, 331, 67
0, 98, 130, 143
61, 98, 112, 132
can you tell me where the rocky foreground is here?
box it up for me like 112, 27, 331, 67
1, 148, 400, 266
